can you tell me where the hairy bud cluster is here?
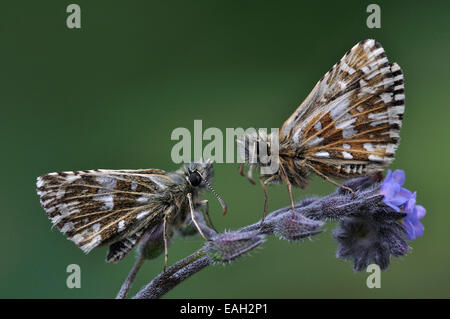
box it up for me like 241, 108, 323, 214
206, 231, 266, 264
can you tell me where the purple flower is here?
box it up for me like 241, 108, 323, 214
402, 192, 426, 240
380, 169, 426, 240
380, 170, 411, 211
333, 169, 427, 271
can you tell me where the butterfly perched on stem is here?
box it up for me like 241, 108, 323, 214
238, 39, 405, 219
36, 159, 226, 268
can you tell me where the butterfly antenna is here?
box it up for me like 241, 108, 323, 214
204, 180, 228, 216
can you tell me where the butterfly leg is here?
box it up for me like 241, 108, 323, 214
246, 140, 259, 185
278, 163, 296, 216
239, 163, 245, 176
286, 182, 296, 216
187, 193, 209, 241
259, 176, 269, 224
199, 199, 218, 233
247, 164, 256, 185
306, 163, 354, 195
163, 214, 169, 272
239, 163, 256, 184
259, 175, 277, 224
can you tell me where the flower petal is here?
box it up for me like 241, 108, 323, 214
402, 219, 416, 240
404, 192, 417, 215
389, 194, 410, 207
397, 188, 413, 202
392, 170, 405, 186
385, 201, 401, 212
415, 205, 426, 220
413, 222, 424, 238
380, 182, 400, 199
384, 169, 392, 182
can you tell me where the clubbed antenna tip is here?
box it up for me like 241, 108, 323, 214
205, 180, 228, 216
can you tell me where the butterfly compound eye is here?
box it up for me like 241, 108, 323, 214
188, 171, 202, 187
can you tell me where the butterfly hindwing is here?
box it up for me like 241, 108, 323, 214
106, 230, 144, 263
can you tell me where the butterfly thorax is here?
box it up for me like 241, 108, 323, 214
165, 170, 197, 227
272, 139, 312, 188
238, 132, 312, 188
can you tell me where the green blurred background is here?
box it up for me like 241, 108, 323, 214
1, 0, 449, 298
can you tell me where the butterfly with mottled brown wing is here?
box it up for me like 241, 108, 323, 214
238, 39, 405, 220
36, 159, 226, 267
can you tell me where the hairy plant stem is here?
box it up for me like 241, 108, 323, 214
115, 176, 394, 299
116, 255, 145, 299
133, 249, 210, 299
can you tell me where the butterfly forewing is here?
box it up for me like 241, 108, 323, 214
280, 39, 404, 178
36, 169, 177, 256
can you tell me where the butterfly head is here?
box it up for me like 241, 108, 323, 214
184, 159, 213, 188
183, 159, 227, 215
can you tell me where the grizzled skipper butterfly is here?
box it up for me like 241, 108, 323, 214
238, 39, 405, 219
36, 159, 226, 268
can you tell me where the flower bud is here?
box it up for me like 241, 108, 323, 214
274, 213, 324, 241
206, 231, 265, 264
